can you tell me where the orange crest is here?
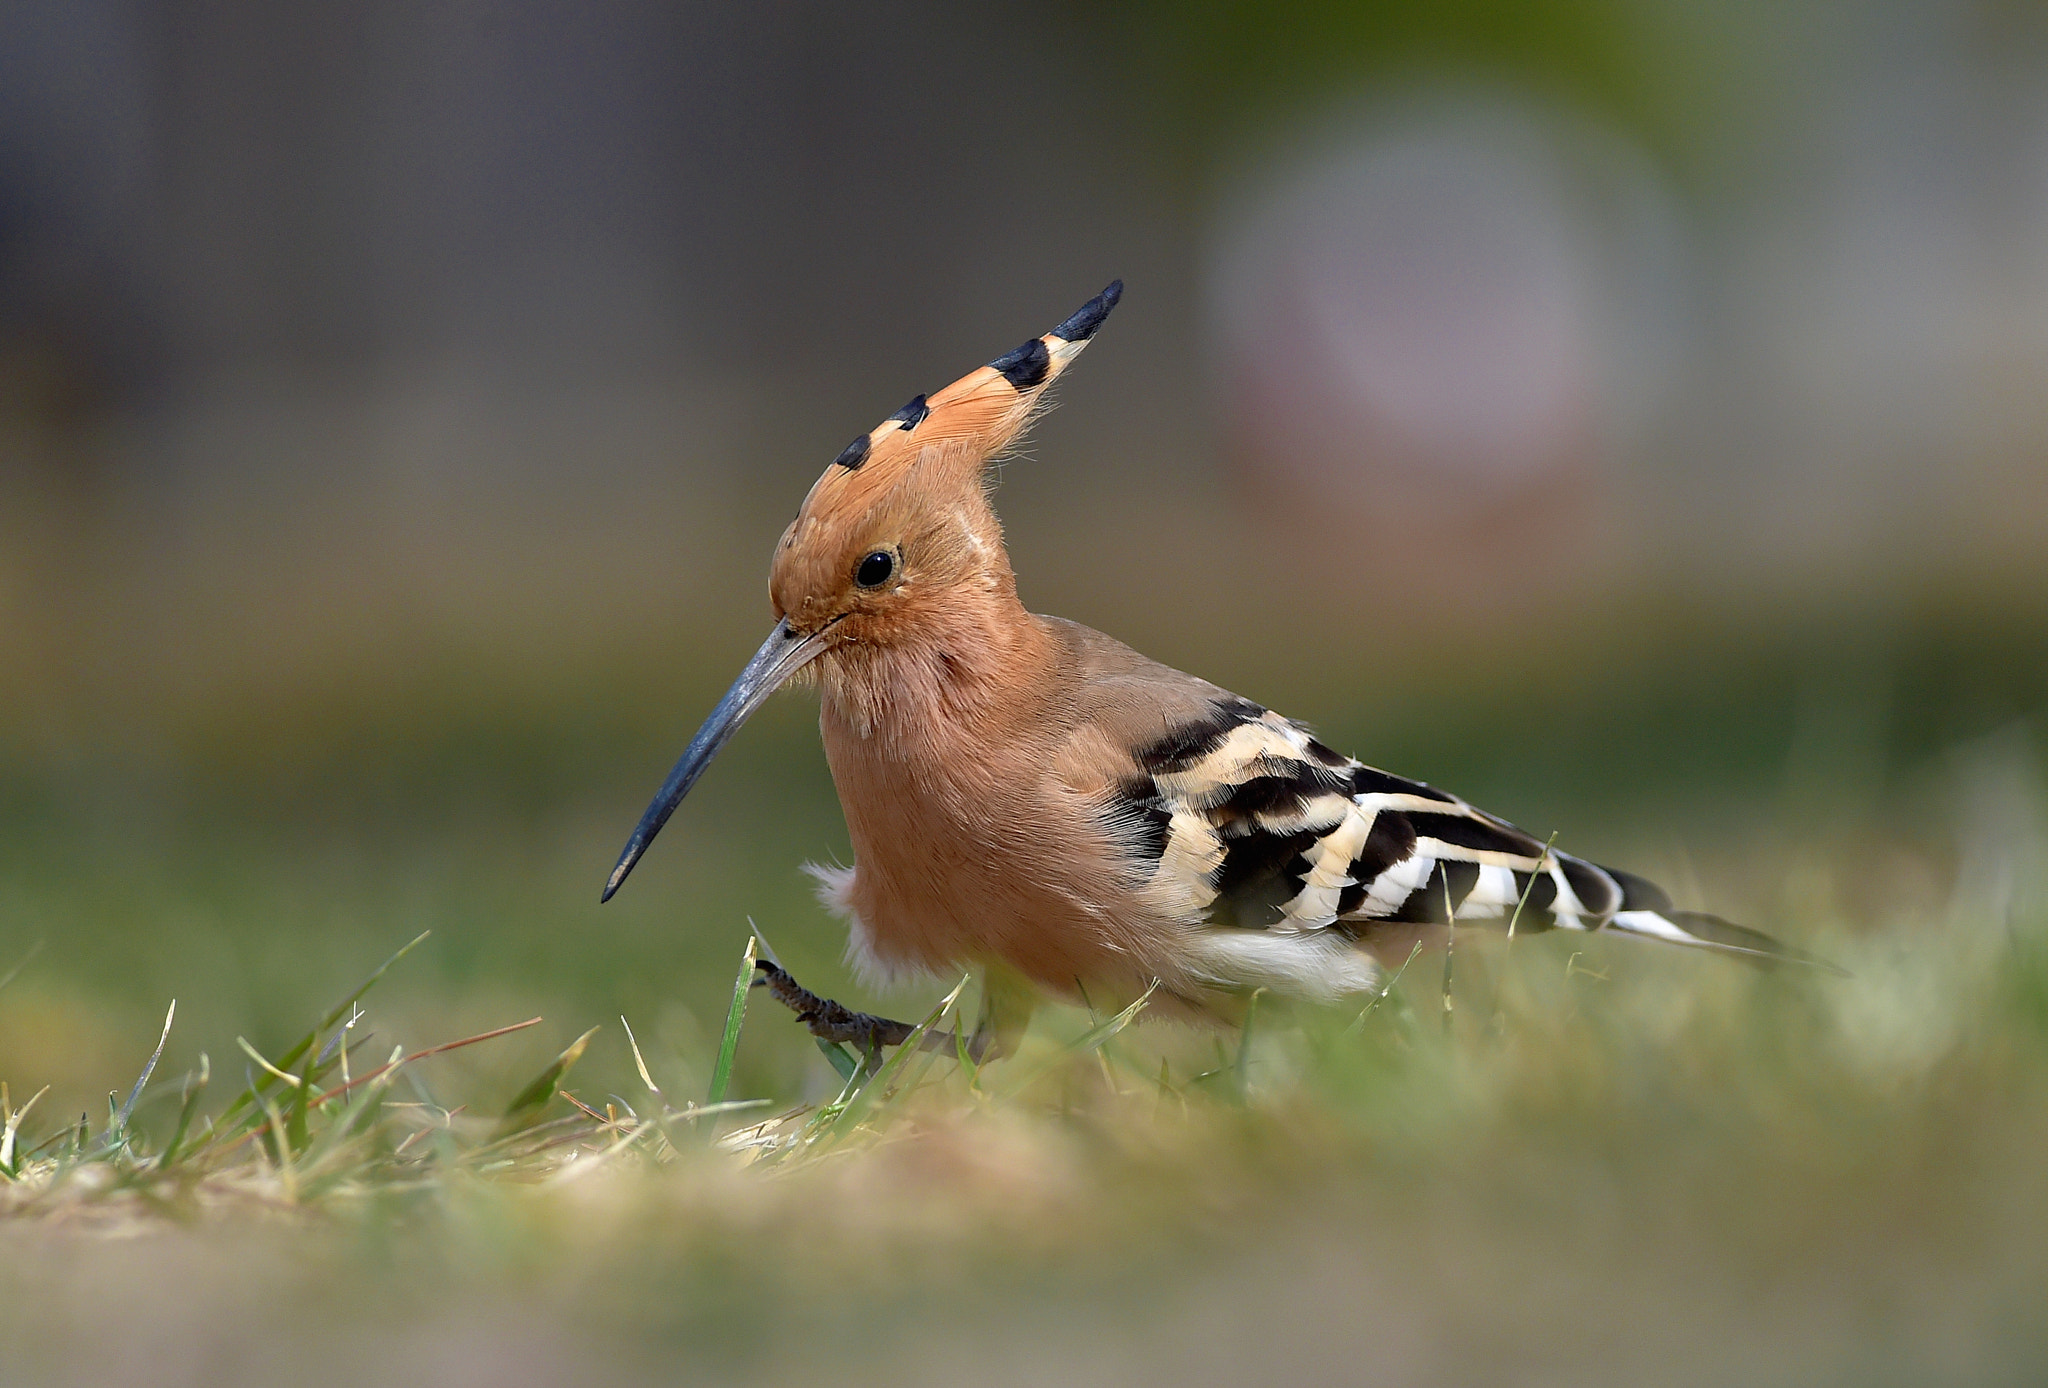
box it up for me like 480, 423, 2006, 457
769, 282, 1123, 629
791, 280, 1122, 520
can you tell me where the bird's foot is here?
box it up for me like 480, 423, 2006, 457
752, 960, 983, 1064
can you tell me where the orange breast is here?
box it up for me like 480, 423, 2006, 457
818, 695, 1157, 1003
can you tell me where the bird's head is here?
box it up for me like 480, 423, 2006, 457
602, 280, 1122, 901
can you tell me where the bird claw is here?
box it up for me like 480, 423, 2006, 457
752, 959, 982, 1063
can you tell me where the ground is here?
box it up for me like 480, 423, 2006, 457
3, 625, 2046, 1386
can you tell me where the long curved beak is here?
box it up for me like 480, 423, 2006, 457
601, 618, 832, 902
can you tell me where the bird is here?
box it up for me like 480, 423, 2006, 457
602, 280, 1827, 1059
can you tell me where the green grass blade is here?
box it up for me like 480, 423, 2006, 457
215, 931, 429, 1128
156, 1054, 210, 1170
1349, 942, 1424, 1034
821, 975, 970, 1142
852, 981, 976, 1132
115, 1000, 176, 1133
772, 1050, 872, 1160
298, 1045, 407, 1177
254, 1085, 290, 1165
815, 1039, 858, 1081
1441, 873, 1458, 1033
955, 1017, 984, 1096
705, 934, 758, 1110
497, 1025, 600, 1138
814, 1055, 868, 1125
1235, 988, 1266, 1104
998, 983, 1158, 1103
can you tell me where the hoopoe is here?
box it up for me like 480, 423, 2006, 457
603, 281, 1825, 1058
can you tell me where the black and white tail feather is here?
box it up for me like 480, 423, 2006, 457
1108, 697, 1836, 996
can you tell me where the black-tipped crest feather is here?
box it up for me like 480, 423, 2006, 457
833, 433, 871, 470
988, 337, 1051, 391
1054, 280, 1123, 342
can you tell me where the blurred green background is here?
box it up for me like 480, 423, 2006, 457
3, 0, 2047, 1264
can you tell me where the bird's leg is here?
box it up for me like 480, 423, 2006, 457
752, 959, 987, 1061
752, 959, 916, 1049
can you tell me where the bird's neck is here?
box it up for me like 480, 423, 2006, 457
817, 588, 1055, 750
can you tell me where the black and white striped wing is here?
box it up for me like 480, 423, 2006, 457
1109, 697, 1793, 962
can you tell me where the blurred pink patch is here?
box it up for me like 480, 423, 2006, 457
1208, 89, 1688, 613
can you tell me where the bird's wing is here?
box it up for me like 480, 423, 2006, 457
1099, 691, 1807, 964
1038, 617, 1814, 971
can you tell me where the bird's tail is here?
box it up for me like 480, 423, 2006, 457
1597, 866, 1845, 974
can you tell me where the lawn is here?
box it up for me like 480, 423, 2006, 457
2, 611, 2046, 1386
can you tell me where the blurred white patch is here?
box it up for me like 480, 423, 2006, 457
804, 859, 937, 986
1184, 927, 1382, 1003
1208, 87, 1690, 513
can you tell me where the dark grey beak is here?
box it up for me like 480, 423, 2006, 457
601, 618, 831, 902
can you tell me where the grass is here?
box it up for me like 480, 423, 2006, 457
2, 799, 2045, 1386
2, 612, 2046, 1385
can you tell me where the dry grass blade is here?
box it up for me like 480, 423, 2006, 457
316, 1018, 544, 1106
1505, 834, 1560, 944
196, 1018, 547, 1165
234, 1037, 302, 1089
545, 1118, 656, 1185
621, 1016, 663, 1102
0, 1086, 51, 1178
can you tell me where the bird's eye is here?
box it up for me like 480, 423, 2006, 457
855, 550, 896, 588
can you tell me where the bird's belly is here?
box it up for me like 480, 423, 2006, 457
834, 800, 1121, 993
820, 728, 1153, 1000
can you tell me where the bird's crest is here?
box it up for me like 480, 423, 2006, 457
793, 280, 1123, 517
